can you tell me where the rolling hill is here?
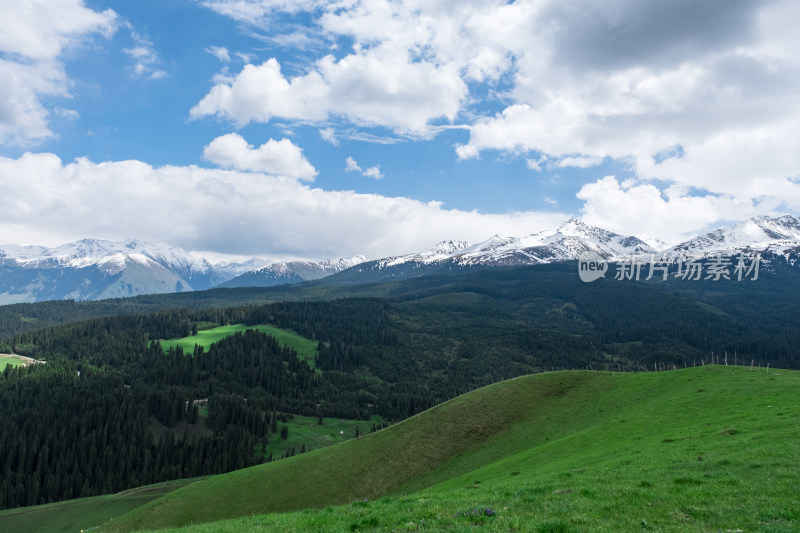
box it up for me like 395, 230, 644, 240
90, 365, 800, 533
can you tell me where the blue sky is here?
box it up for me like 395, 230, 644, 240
1, 0, 799, 261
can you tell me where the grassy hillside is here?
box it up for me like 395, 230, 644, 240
101, 365, 800, 532
0, 478, 201, 533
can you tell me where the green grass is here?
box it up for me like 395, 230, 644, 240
8, 365, 792, 532
0, 478, 202, 533
157, 324, 319, 368
93, 365, 800, 533
262, 414, 384, 460
0, 354, 33, 370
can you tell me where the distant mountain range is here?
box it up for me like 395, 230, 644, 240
218, 256, 366, 289
2, 215, 799, 303
328, 215, 800, 284
0, 239, 361, 304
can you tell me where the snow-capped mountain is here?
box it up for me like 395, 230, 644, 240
0, 237, 367, 302
220, 256, 366, 288
329, 215, 800, 285
662, 215, 800, 260
2, 215, 799, 302
0, 238, 231, 304
371, 219, 654, 269
0, 238, 215, 275
211, 257, 272, 277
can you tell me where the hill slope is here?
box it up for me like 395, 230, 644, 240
104, 365, 800, 532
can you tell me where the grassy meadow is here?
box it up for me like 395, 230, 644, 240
90, 365, 800, 533
156, 324, 319, 368
260, 414, 385, 460
0, 354, 38, 370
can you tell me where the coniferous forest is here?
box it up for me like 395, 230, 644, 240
2, 262, 800, 509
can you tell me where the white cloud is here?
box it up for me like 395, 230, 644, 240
0, 152, 567, 258
557, 156, 604, 169
318, 127, 339, 145
452, 1, 800, 221
194, 0, 800, 200
0, 60, 67, 144
345, 156, 383, 179
576, 176, 771, 245
362, 166, 383, 180
190, 49, 467, 134
4, 0, 796, 253
0, 0, 116, 61
344, 156, 361, 173
202, 133, 317, 181
526, 157, 546, 172
206, 45, 231, 62
0, 0, 117, 145
234, 51, 255, 64
123, 29, 166, 80
190, 58, 327, 126
199, 0, 327, 21
194, 1, 549, 135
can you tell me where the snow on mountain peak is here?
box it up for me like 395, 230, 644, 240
318, 255, 367, 270
3, 214, 800, 303
664, 215, 800, 259
429, 240, 470, 254
0, 237, 215, 276
557, 217, 590, 234
556, 218, 626, 244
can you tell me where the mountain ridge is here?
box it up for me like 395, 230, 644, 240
2, 215, 800, 302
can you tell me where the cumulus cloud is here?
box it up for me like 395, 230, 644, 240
413, 0, 800, 236
202, 133, 317, 180
576, 176, 769, 245
190, 50, 466, 134
192, 1, 551, 135
190, 1, 800, 206
0, 152, 567, 258
0, 0, 117, 145
5, 0, 797, 253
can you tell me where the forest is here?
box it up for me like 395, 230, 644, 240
2, 260, 800, 509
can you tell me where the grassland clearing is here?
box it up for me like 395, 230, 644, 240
261, 414, 385, 460
0, 353, 43, 370
156, 324, 319, 369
